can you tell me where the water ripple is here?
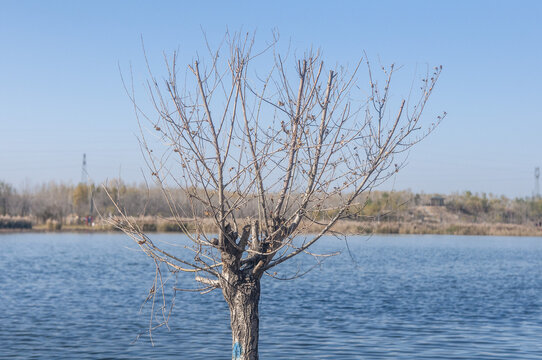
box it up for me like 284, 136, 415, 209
0, 233, 541, 359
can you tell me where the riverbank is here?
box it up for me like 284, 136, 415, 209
3, 188, 542, 237
2, 218, 542, 237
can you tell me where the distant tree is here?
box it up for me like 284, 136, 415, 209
112, 33, 443, 359
0, 181, 15, 216
72, 183, 90, 217
32, 182, 72, 223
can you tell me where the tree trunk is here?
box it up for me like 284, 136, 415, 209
222, 277, 261, 360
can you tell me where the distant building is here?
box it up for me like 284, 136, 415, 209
430, 196, 445, 206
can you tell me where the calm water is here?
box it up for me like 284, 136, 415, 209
0, 233, 541, 359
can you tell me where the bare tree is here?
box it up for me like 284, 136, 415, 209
112, 32, 443, 360
0, 181, 15, 216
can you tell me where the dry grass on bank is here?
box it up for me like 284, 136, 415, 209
326, 220, 542, 237
2, 215, 542, 237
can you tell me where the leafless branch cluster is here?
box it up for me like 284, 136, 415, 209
111, 31, 443, 313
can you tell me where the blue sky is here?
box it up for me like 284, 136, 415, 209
0, 0, 540, 197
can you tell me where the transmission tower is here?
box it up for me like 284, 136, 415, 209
535, 167, 540, 199
81, 153, 88, 184
80, 153, 94, 218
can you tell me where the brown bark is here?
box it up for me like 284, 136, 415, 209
221, 274, 261, 360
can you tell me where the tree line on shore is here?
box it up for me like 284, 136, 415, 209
1, 179, 542, 230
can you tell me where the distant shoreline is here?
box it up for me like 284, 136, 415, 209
2, 220, 542, 237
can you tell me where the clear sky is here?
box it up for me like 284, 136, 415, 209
1, 0, 541, 197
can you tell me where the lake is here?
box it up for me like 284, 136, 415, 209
0, 233, 541, 359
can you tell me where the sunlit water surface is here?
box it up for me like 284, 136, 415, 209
0, 233, 541, 359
